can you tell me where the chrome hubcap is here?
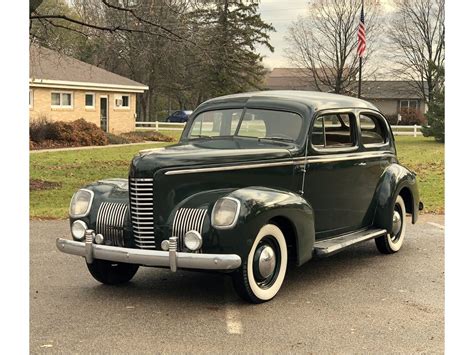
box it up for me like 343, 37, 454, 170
258, 245, 276, 279
392, 210, 402, 236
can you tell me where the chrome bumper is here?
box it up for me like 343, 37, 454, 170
56, 238, 242, 272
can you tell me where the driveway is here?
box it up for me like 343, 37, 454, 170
30, 215, 444, 353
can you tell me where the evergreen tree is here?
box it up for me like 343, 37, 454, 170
422, 64, 444, 143
192, 0, 275, 97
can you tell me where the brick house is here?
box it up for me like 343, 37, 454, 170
29, 46, 148, 134
264, 68, 426, 122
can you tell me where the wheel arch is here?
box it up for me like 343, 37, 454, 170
373, 164, 420, 231
268, 215, 298, 266
226, 187, 315, 266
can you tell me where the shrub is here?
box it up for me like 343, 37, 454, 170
30, 118, 108, 148
106, 133, 131, 145
385, 111, 427, 126
30, 116, 56, 142
121, 131, 174, 142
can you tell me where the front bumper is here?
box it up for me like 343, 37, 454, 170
56, 238, 242, 272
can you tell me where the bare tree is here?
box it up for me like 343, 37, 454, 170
285, 0, 380, 94
388, 0, 444, 104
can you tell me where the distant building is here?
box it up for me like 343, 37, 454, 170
29, 46, 148, 134
264, 68, 426, 121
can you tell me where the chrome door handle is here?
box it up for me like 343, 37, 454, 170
355, 162, 367, 166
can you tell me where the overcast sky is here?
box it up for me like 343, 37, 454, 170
257, 0, 396, 69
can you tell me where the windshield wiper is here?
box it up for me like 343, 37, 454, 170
189, 135, 213, 140
258, 136, 294, 143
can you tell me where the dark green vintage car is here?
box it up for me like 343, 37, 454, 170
57, 91, 422, 303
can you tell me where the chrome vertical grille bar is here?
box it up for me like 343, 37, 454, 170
96, 202, 128, 247
129, 178, 156, 249
172, 208, 207, 251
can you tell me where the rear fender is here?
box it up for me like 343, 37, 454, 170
373, 164, 420, 231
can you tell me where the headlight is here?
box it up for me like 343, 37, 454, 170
184, 230, 203, 251
71, 220, 87, 241
69, 189, 94, 217
211, 197, 240, 229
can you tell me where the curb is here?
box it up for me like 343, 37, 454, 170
30, 141, 168, 154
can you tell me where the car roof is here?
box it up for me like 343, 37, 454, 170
200, 90, 379, 113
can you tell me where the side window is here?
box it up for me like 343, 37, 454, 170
360, 114, 387, 146
312, 113, 355, 149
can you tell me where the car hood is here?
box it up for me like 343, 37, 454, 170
129, 138, 295, 177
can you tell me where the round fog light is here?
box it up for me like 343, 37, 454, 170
71, 220, 87, 241
184, 230, 202, 251
95, 233, 104, 244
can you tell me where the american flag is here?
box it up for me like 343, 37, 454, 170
357, 2, 366, 58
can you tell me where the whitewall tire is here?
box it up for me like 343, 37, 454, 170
232, 224, 288, 303
375, 195, 407, 254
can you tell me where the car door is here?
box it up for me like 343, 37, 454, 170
303, 110, 370, 239
356, 111, 395, 225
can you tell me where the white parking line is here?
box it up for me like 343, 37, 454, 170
427, 222, 445, 230
225, 306, 243, 335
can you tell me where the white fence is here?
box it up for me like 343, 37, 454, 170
135, 121, 186, 131
136, 121, 425, 137
391, 125, 424, 137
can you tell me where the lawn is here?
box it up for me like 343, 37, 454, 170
30, 136, 444, 219
394, 136, 444, 214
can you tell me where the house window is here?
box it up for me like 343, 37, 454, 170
399, 100, 419, 111
115, 94, 130, 109
399, 99, 420, 120
29, 89, 33, 108
85, 93, 95, 108
51, 91, 73, 108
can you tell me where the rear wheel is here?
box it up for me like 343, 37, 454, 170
232, 224, 288, 303
375, 195, 407, 254
86, 260, 139, 285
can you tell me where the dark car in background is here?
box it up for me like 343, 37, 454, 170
166, 110, 193, 123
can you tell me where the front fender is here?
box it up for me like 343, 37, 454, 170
373, 164, 420, 231
174, 187, 315, 266
69, 179, 131, 240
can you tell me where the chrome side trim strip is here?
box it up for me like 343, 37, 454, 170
164, 151, 395, 175
56, 238, 242, 271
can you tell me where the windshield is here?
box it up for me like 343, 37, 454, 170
187, 108, 303, 142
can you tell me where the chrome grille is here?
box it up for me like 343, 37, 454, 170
130, 178, 156, 249
96, 202, 128, 247
172, 208, 207, 251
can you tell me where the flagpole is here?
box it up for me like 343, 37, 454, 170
358, 0, 364, 98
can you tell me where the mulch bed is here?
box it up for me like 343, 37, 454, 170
30, 179, 62, 191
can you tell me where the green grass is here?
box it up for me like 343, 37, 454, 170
30, 143, 171, 219
30, 136, 444, 219
395, 136, 444, 214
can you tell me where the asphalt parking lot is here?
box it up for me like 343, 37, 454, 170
30, 215, 444, 353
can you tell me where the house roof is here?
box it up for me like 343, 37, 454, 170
201, 90, 378, 113
29, 45, 148, 93
264, 68, 424, 100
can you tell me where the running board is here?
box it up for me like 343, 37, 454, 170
313, 228, 387, 257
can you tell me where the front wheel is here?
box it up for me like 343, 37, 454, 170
232, 224, 288, 303
375, 195, 407, 254
86, 260, 139, 285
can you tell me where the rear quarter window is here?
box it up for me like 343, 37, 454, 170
359, 114, 388, 146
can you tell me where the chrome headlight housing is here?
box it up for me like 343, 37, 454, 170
69, 189, 94, 217
211, 197, 240, 229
